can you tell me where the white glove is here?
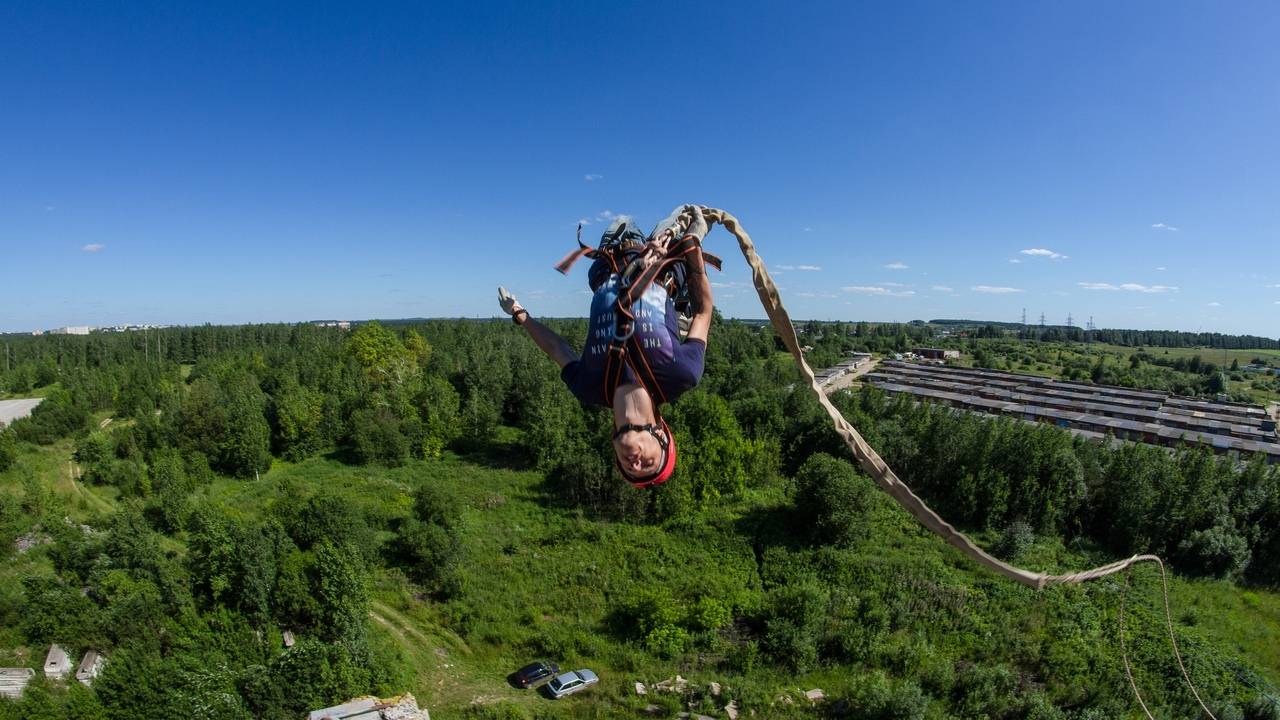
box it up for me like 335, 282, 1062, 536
497, 286, 527, 323
683, 205, 709, 243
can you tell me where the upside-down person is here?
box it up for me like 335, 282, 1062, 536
498, 206, 716, 489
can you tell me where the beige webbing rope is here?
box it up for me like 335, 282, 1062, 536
675, 205, 1216, 719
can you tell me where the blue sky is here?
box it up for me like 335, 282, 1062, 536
2, 1, 1278, 336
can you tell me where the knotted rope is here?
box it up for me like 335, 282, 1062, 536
676, 204, 1216, 719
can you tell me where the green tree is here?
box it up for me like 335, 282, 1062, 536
313, 540, 369, 657
793, 453, 874, 547
414, 375, 461, 458
346, 321, 416, 387
350, 405, 410, 467
0, 428, 17, 472
395, 485, 464, 597
271, 383, 326, 461
667, 390, 750, 508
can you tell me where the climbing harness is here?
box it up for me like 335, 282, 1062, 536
556, 216, 722, 409
555, 219, 717, 489
651, 204, 1218, 719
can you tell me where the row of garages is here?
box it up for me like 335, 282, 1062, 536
867, 363, 1280, 464
815, 353, 873, 388
874, 364, 1276, 442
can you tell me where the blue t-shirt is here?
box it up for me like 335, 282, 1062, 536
560, 274, 705, 407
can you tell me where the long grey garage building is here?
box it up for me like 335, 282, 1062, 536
864, 361, 1280, 464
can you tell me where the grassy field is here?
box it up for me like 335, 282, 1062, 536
190, 436, 1280, 716
5, 422, 1280, 717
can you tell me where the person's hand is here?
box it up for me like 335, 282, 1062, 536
649, 207, 684, 245
498, 286, 528, 324
683, 205, 709, 242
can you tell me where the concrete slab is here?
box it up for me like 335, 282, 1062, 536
0, 398, 43, 427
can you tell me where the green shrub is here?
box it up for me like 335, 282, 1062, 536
0, 429, 16, 472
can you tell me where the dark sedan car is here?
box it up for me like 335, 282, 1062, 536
513, 661, 560, 688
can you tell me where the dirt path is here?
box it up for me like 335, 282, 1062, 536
65, 462, 114, 514
369, 600, 470, 655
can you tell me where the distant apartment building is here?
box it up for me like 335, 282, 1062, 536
314, 321, 352, 330
50, 326, 91, 335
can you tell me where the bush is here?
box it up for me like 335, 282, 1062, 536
688, 596, 732, 632
644, 624, 691, 658
793, 453, 874, 547
0, 429, 17, 472
350, 405, 410, 467
995, 520, 1035, 560
11, 389, 89, 444
845, 672, 928, 720
761, 581, 828, 672
1177, 525, 1251, 579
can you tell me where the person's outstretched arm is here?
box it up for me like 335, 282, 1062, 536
498, 286, 577, 368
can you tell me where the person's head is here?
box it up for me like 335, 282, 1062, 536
612, 419, 677, 488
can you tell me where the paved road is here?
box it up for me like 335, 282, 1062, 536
0, 398, 43, 427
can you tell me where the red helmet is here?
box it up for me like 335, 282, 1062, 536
612, 418, 676, 489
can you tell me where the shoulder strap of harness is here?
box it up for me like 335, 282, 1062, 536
600, 233, 720, 409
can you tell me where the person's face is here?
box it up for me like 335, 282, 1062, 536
613, 427, 664, 478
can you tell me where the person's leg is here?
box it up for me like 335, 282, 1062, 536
684, 250, 714, 344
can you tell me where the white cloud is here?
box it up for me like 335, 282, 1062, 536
878, 281, 908, 287
1008, 258, 1022, 264
1268, 283, 1280, 288
971, 286, 1023, 294
1020, 248, 1067, 260
1207, 301, 1221, 307
584, 174, 603, 182
1156, 266, 1167, 271
775, 264, 822, 272
842, 286, 915, 297
796, 292, 817, 298
803, 227, 814, 232
578, 209, 622, 226
930, 285, 954, 292
796, 264, 822, 271
884, 261, 909, 270
81, 243, 105, 252
1151, 223, 1178, 231
1078, 282, 1178, 293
